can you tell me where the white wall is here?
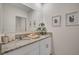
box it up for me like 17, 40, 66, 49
42, 3, 79, 55
0, 4, 3, 34
28, 4, 46, 32
3, 4, 31, 33
23, 3, 36, 10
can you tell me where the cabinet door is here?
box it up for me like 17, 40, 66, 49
4, 42, 39, 55
39, 37, 51, 55
24, 42, 39, 55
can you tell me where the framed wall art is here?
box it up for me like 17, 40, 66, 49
52, 15, 61, 27
66, 11, 79, 26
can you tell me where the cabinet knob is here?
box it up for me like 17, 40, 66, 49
46, 44, 48, 48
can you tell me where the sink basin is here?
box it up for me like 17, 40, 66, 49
27, 33, 40, 39
22, 37, 31, 40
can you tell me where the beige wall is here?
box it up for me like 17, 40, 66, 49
43, 3, 79, 55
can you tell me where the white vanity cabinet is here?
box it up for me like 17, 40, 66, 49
28, 37, 52, 55
39, 37, 51, 55
3, 35, 52, 55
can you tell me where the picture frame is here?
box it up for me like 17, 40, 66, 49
52, 15, 61, 27
66, 11, 79, 26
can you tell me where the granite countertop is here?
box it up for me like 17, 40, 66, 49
1, 34, 50, 54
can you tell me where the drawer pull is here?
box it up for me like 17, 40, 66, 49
46, 44, 48, 48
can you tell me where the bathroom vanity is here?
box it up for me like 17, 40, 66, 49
0, 33, 53, 55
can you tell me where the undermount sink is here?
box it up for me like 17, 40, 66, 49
22, 37, 31, 40
27, 33, 40, 39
